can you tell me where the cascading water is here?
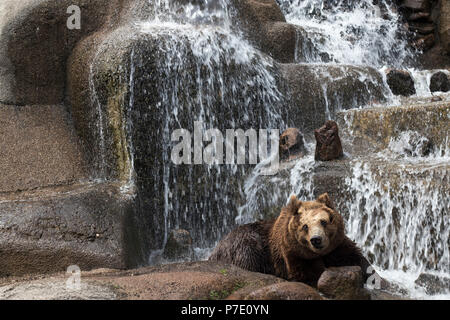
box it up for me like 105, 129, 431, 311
343, 133, 449, 299
116, 0, 287, 262
277, 0, 415, 67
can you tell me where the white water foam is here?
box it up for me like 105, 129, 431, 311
277, 0, 414, 68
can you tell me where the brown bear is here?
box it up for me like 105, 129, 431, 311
209, 193, 371, 286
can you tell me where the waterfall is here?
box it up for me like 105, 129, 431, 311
277, 0, 415, 68
343, 136, 449, 299
118, 0, 287, 262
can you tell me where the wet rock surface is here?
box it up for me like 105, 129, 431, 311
163, 229, 195, 261
429, 71, 450, 93
317, 266, 370, 300
280, 64, 386, 133
415, 273, 450, 295
386, 69, 416, 97
338, 102, 450, 154
439, 0, 450, 55
314, 121, 344, 161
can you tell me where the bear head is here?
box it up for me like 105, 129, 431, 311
283, 193, 345, 259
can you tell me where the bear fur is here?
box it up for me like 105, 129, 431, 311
209, 193, 371, 286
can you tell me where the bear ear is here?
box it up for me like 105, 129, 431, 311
317, 193, 335, 210
287, 194, 302, 215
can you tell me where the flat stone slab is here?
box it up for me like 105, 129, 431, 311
0, 262, 287, 300
338, 101, 450, 154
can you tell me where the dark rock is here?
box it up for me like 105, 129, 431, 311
229, 282, 324, 300
386, 69, 416, 97
317, 266, 370, 300
409, 22, 435, 35
280, 64, 386, 133
263, 22, 298, 63
412, 34, 435, 51
402, 0, 430, 12
415, 273, 450, 295
314, 120, 344, 161
279, 128, 306, 161
163, 229, 195, 261
429, 71, 450, 92
231, 0, 293, 62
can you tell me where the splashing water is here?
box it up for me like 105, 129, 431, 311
343, 156, 449, 299
277, 0, 415, 68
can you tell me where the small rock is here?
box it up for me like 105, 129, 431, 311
163, 229, 195, 261
229, 282, 324, 300
317, 266, 370, 300
415, 273, 450, 295
386, 69, 416, 97
279, 128, 306, 161
429, 71, 450, 93
314, 120, 343, 161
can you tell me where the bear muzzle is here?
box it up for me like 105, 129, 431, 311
310, 236, 323, 249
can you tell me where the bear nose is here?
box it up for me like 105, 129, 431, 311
310, 236, 322, 248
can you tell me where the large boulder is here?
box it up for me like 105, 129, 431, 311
231, 0, 299, 62
429, 71, 450, 92
280, 64, 387, 133
318, 266, 370, 300
0, 104, 87, 193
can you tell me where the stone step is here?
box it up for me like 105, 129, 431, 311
0, 182, 142, 277
337, 101, 450, 155
0, 103, 88, 193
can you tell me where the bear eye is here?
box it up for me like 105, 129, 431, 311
302, 224, 308, 232
320, 220, 327, 227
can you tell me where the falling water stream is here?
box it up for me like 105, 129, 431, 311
122, 0, 287, 262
